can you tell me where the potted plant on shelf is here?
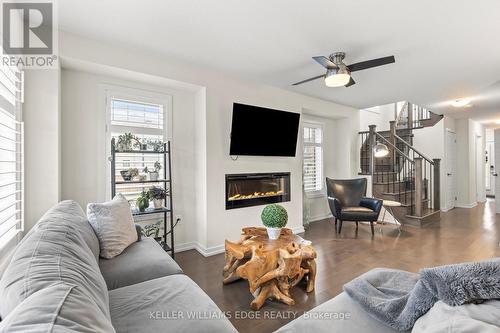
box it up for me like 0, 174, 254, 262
116, 133, 138, 151
261, 204, 288, 240
148, 186, 168, 209
136, 190, 150, 212
120, 168, 139, 181
143, 161, 162, 181
147, 139, 164, 152
142, 220, 162, 242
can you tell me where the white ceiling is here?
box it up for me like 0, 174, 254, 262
58, 0, 500, 119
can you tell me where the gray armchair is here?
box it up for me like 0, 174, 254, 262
326, 178, 383, 235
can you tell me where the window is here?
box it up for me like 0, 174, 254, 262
303, 123, 323, 195
0, 61, 23, 249
105, 88, 171, 202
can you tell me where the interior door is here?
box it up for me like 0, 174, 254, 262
445, 130, 457, 210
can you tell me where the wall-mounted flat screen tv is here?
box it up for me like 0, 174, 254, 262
229, 103, 301, 157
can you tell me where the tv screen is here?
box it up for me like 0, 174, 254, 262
229, 103, 301, 157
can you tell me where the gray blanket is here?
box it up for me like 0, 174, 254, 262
343, 259, 500, 331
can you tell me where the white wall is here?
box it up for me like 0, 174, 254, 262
301, 113, 359, 222
453, 118, 486, 208
23, 69, 61, 231
360, 103, 396, 132
56, 31, 359, 254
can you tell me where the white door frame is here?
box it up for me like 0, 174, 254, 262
444, 129, 457, 211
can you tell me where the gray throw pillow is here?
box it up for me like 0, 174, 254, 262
87, 194, 138, 259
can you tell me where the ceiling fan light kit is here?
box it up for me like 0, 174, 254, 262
293, 52, 395, 88
325, 68, 350, 87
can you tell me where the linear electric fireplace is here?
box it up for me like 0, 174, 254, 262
225, 172, 291, 210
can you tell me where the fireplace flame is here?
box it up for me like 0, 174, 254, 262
228, 190, 284, 201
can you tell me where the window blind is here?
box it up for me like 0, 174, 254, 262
303, 125, 323, 193
0, 61, 23, 249
110, 98, 165, 202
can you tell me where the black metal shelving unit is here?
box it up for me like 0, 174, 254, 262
110, 138, 175, 258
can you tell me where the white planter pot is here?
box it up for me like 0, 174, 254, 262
266, 227, 282, 240
153, 199, 163, 209
149, 172, 159, 181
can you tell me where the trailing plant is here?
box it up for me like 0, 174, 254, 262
116, 133, 138, 151
148, 186, 168, 200
143, 162, 162, 174
147, 139, 164, 152
142, 220, 162, 239
261, 204, 288, 228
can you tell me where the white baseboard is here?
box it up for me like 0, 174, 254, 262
308, 213, 333, 222
441, 206, 453, 213
176, 226, 307, 257
455, 202, 477, 209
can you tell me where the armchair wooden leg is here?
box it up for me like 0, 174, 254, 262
370, 221, 374, 236
355, 221, 358, 230
334, 217, 337, 227
338, 220, 343, 234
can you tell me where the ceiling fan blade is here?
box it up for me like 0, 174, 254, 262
345, 77, 356, 87
292, 74, 325, 86
347, 56, 395, 72
312, 56, 337, 69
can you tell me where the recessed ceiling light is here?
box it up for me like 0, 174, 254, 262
451, 98, 472, 107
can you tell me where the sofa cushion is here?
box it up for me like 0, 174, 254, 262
109, 274, 237, 333
412, 300, 500, 333
87, 194, 138, 259
0, 200, 110, 320
0, 282, 115, 333
99, 237, 183, 290
274, 292, 407, 333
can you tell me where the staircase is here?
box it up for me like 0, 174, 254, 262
359, 102, 443, 227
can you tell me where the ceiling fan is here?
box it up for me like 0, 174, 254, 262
292, 52, 395, 88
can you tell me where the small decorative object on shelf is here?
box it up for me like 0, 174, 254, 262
136, 190, 150, 212
148, 186, 168, 209
261, 204, 288, 240
110, 138, 175, 257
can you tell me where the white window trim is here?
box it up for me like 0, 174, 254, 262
302, 121, 325, 198
102, 85, 173, 200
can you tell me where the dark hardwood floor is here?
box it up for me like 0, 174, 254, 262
175, 199, 500, 333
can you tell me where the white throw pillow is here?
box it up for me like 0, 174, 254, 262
87, 194, 138, 259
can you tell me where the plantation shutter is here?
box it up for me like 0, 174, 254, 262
0, 59, 23, 249
303, 125, 323, 193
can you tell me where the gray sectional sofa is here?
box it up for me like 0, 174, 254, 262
0, 200, 237, 333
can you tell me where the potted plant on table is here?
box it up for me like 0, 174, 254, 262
261, 204, 288, 240
136, 190, 150, 212
148, 186, 168, 209
143, 161, 162, 181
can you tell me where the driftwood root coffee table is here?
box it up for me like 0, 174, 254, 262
223, 227, 317, 310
